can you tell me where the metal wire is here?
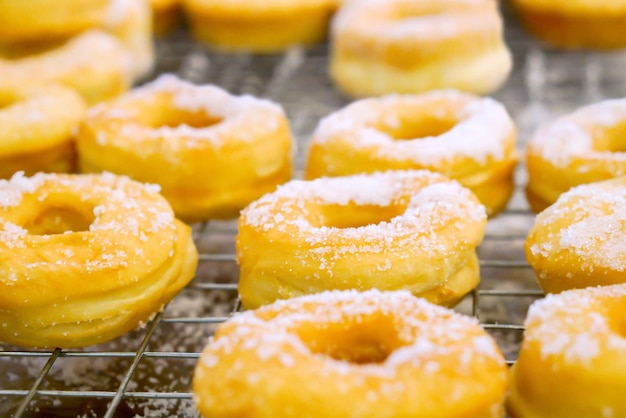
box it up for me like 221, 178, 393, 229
4, 3, 626, 416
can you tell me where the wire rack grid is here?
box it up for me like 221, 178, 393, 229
3, 4, 626, 417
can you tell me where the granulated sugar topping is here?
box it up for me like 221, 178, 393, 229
311, 91, 514, 165
135, 74, 283, 119
202, 290, 505, 380
241, 169, 485, 239
89, 74, 286, 149
238, 170, 486, 277
333, 0, 501, 41
0, 172, 178, 277
525, 284, 626, 365
529, 179, 626, 271
528, 98, 626, 168
0, 171, 44, 209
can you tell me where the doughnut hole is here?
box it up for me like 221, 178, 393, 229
373, 112, 458, 141
296, 314, 405, 364
134, 102, 224, 130
595, 121, 626, 153
24, 200, 95, 235
316, 202, 407, 229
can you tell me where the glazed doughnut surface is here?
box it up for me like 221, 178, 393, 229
194, 289, 509, 418
507, 283, 626, 418
305, 90, 518, 216
0, 172, 198, 348
237, 170, 487, 309
525, 177, 626, 294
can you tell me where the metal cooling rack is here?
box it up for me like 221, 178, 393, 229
3, 3, 626, 417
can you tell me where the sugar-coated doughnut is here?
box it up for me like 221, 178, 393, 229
0, 85, 86, 179
0, 30, 133, 105
305, 90, 518, 217
236, 170, 487, 310
509, 0, 626, 50
507, 283, 626, 418
78, 74, 293, 223
106, 0, 155, 80
0, 0, 110, 43
182, 0, 338, 53
150, 0, 181, 34
525, 177, 626, 294
526, 98, 626, 213
194, 289, 509, 418
0, 172, 198, 348
329, 0, 512, 98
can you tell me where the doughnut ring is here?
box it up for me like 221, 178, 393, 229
526, 98, 626, 213
0, 172, 198, 348
508, 283, 626, 417
329, 0, 512, 97
305, 90, 518, 216
78, 74, 293, 222
0, 85, 86, 179
182, 0, 338, 53
0, 30, 133, 105
236, 170, 487, 309
194, 289, 509, 418
525, 177, 626, 294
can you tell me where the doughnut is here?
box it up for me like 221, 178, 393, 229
509, 0, 626, 49
77, 74, 293, 223
106, 0, 155, 80
526, 98, 626, 213
0, 30, 133, 105
194, 289, 509, 418
0, 85, 87, 179
150, 0, 181, 34
305, 90, 518, 217
182, 0, 338, 53
507, 283, 626, 418
236, 170, 487, 310
0, 172, 198, 348
525, 177, 626, 294
0, 0, 110, 43
329, 0, 512, 98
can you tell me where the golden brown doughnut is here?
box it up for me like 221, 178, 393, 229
507, 283, 626, 418
0, 85, 86, 179
509, 0, 626, 49
78, 74, 293, 223
182, 0, 338, 53
329, 0, 512, 97
0, 0, 110, 42
0, 30, 133, 105
194, 289, 509, 418
305, 90, 518, 217
525, 177, 626, 294
236, 170, 487, 310
0, 172, 198, 348
526, 98, 626, 213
